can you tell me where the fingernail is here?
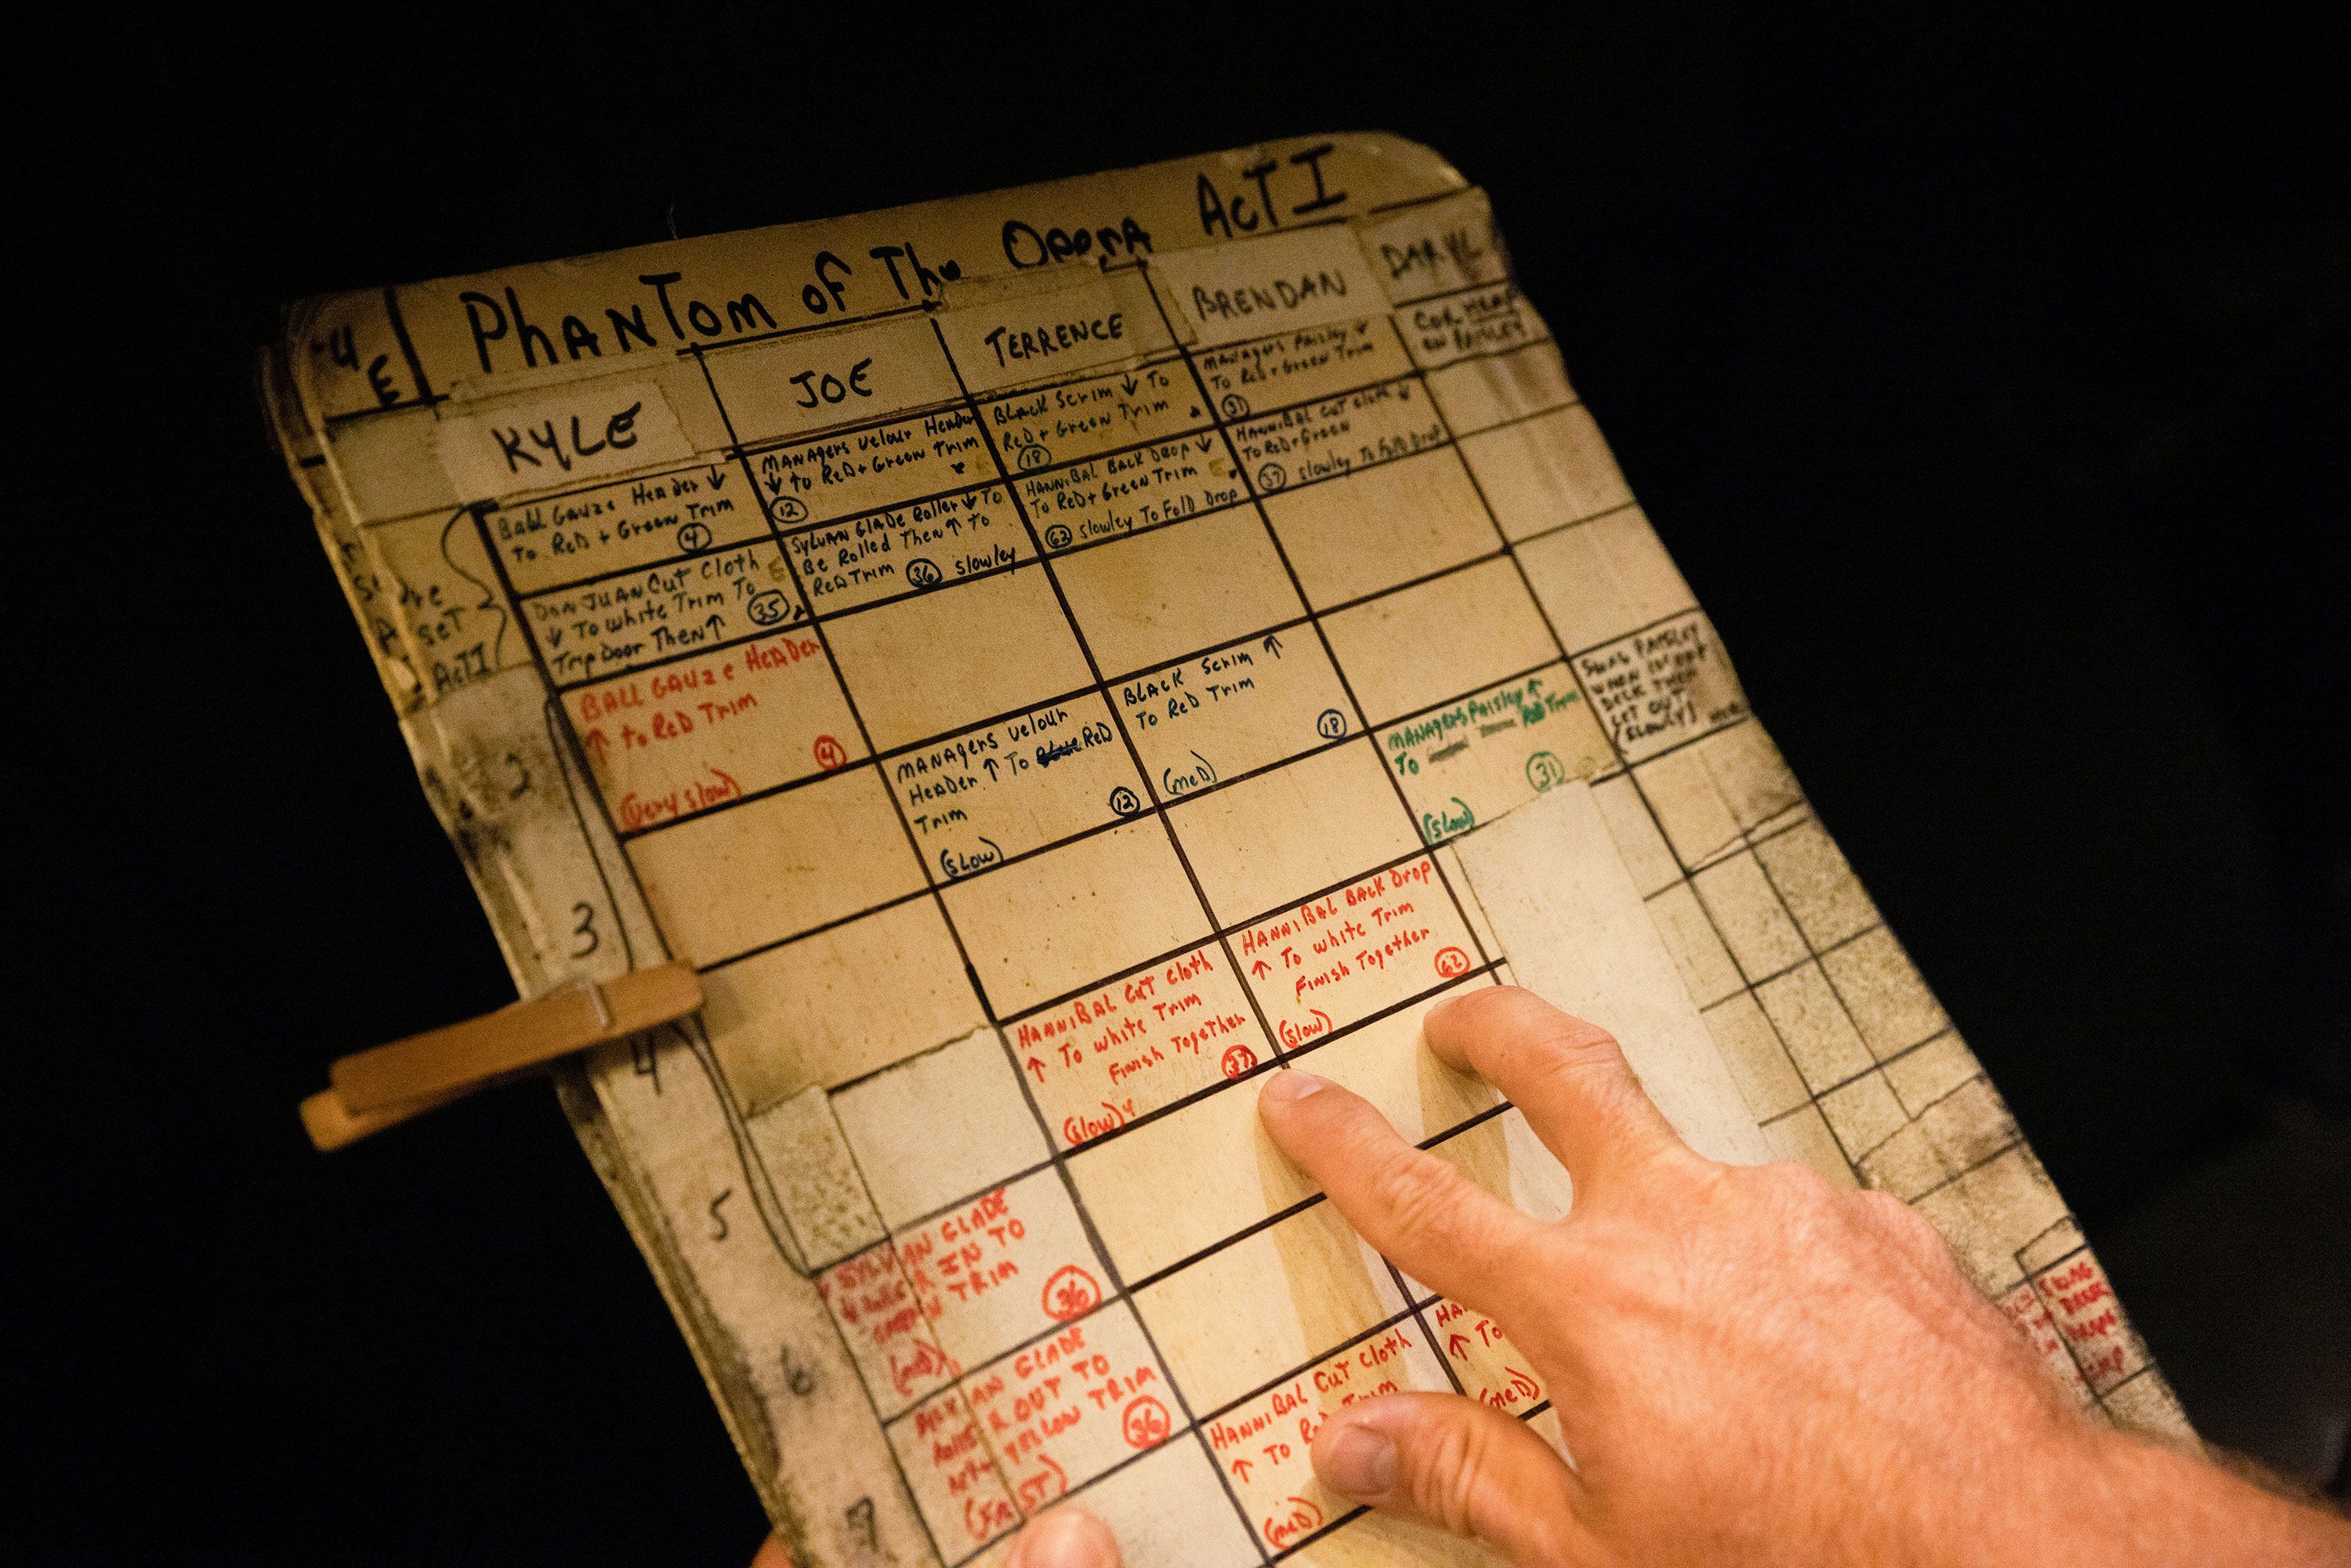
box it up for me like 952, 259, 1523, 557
1259, 1070, 1329, 1104
1318, 1421, 1397, 1501
1011, 1509, 1114, 1568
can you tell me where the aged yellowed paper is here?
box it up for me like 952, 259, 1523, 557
264, 134, 2188, 1566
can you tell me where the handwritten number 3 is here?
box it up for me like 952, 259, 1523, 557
571, 902, 600, 958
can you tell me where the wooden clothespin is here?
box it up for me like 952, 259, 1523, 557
299, 960, 703, 1150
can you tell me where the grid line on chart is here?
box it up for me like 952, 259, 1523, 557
1121, 1096, 1519, 1295
513, 505, 1638, 719
685, 342, 1068, 1561
465, 502, 959, 1568
512, 388, 1585, 702
1389, 297, 1849, 1187
600, 609, 1578, 849
703, 831, 1467, 1000
794, 956, 1510, 1290
924, 311, 1284, 1563
1739, 789, 1916, 1179
654, 642, 1607, 978
1133, 261, 1529, 1403
472, 306, 1556, 578
481, 273, 1552, 586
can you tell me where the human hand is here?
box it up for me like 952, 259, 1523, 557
760, 987, 2349, 1566
1245, 986, 2349, 1566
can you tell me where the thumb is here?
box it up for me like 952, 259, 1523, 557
1312, 1392, 1591, 1566
1002, 1507, 1121, 1568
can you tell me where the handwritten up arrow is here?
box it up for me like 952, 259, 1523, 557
1025, 1056, 1046, 1085
1447, 1334, 1471, 1359
1251, 960, 1271, 980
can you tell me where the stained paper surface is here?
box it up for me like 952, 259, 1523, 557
264, 134, 2186, 1566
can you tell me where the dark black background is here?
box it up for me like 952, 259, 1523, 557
16, 8, 2346, 1563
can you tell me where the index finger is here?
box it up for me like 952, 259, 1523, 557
1420, 987, 1694, 1201
1258, 1069, 1555, 1320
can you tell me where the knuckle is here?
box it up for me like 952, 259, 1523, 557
1411, 1411, 1494, 1536
1499, 1019, 1628, 1110
1844, 1186, 1966, 1271
1742, 1161, 1842, 1222
1759, 1158, 1836, 1202
1545, 1014, 1622, 1061
1853, 1190, 1913, 1226
1370, 1155, 1465, 1240
1499, 1001, 1617, 1064
1853, 1187, 1929, 1237
1884, 1198, 1958, 1259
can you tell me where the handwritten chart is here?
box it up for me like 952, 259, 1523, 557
264, 136, 2186, 1567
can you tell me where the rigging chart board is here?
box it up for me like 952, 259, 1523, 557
264, 134, 2187, 1567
